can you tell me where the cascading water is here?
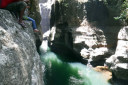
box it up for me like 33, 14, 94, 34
40, 46, 111, 85
39, 0, 111, 85
39, 0, 55, 39
39, 0, 55, 52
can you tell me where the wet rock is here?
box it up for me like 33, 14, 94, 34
93, 66, 112, 82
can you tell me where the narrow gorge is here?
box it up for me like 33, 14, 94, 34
0, 0, 128, 85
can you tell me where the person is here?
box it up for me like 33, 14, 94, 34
23, 0, 39, 32
0, 0, 27, 27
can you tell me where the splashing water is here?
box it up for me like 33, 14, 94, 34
40, 45, 111, 85
39, 0, 111, 85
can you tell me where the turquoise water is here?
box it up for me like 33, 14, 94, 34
40, 51, 111, 85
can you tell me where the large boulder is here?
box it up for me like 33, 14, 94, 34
0, 9, 44, 85
106, 26, 128, 80
71, 22, 108, 62
50, 0, 111, 65
93, 66, 112, 82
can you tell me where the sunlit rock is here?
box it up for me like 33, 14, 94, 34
93, 66, 112, 82
72, 25, 108, 62
114, 63, 128, 80
118, 26, 128, 40
49, 0, 110, 65
106, 55, 116, 67
0, 9, 44, 85
106, 26, 128, 80
77, 0, 88, 3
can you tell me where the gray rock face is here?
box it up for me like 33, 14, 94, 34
50, 0, 127, 81
0, 9, 44, 85
50, 0, 109, 65
106, 26, 128, 80
72, 24, 108, 62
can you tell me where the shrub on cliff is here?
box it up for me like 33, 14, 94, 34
103, 0, 128, 25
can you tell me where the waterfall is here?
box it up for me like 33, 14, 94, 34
39, 0, 55, 39
39, 0, 55, 52
39, 1, 111, 85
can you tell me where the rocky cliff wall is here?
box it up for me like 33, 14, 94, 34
106, 26, 128, 80
50, 0, 111, 65
0, 9, 44, 85
49, 0, 128, 81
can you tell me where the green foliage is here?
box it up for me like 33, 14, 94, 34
62, 3, 69, 7
103, 0, 119, 6
121, 0, 128, 10
114, 0, 128, 24
103, 0, 126, 22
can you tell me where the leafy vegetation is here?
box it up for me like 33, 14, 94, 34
103, 0, 128, 24
114, 0, 128, 24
